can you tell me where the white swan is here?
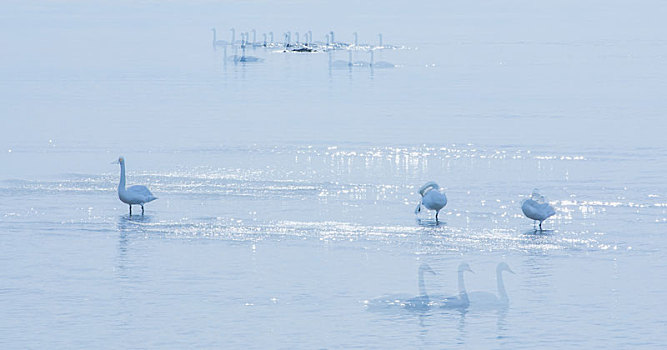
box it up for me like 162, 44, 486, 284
404, 263, 437, 310
414, 181, 448, 222
521, 188, 556, 229
468, 263, 515, 308
114, 156, 157, 216
435, 262, 473, 309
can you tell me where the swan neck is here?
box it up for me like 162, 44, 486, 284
118, 162, 126, 192
419, 182, 439, 196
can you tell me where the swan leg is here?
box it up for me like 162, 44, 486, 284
141, 204, 144, 216
129, 205, 132, 216
435, 211, 439, 223
539, 221, 543, 230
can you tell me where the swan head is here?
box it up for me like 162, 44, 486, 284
112, 156, 125, 165
458, 262, 473, 274
419, 263, 436, 275
531, 188, 543, 200
497, 262, 515, 275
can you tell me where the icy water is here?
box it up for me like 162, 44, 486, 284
2, 1, 667, 349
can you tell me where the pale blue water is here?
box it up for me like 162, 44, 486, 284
1, 1, 667, 349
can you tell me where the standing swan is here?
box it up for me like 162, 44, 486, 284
114, 156, 157, 216
468, 263, 515, 308
437, 262, 473, 309
415, 181, 447, 222
521, 189, 556, 230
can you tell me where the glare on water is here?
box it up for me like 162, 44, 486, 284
1, 0, 667, 349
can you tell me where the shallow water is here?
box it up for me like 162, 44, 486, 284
1, 1, 667, 348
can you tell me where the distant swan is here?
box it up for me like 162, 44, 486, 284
468, 263, 515, 308
521, 188, 556, 229
415, 181, 447, 222
404, 263, 437, 310
435, 263, 473, 309
114, 156, 157, 216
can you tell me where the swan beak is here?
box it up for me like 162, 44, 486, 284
467, 267, 474, 274
110, 160, 118, 164
507, 267, 516, 274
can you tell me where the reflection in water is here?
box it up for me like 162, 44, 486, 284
468, 263, 515, 309
115, 215, 153, 275
404, 264, 437, 310
523, 228, 555, 236
116, 214, 154, 233
495, 306, 509, 339
364, 263, 436, 312
431, 263, 473, 310
416, 218, 444, 227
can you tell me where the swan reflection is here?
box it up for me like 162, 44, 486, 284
468, 263, 515, 309
431, 263, 473, 310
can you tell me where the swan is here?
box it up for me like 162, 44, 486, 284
521, 188, 556, 229
414, 181, 447, 222
114, 156, 157, 216
468, 263, 515, 308
329, 31, 349, 49
435, 263, 473, 309
404, 263, 437, 310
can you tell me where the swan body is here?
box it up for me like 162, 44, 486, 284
115, 156, 157, 216
468, 262, 515, 308
434, 263, 473, 309
415, 181, 447, 222
521, 189, 556, 229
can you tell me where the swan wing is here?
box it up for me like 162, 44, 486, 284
539, 202, 556, 218
522, 199, 543, 220
127, 185, 157, 202
422, 191, 447, 211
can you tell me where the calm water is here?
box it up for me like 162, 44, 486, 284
1, 1, 667, 348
